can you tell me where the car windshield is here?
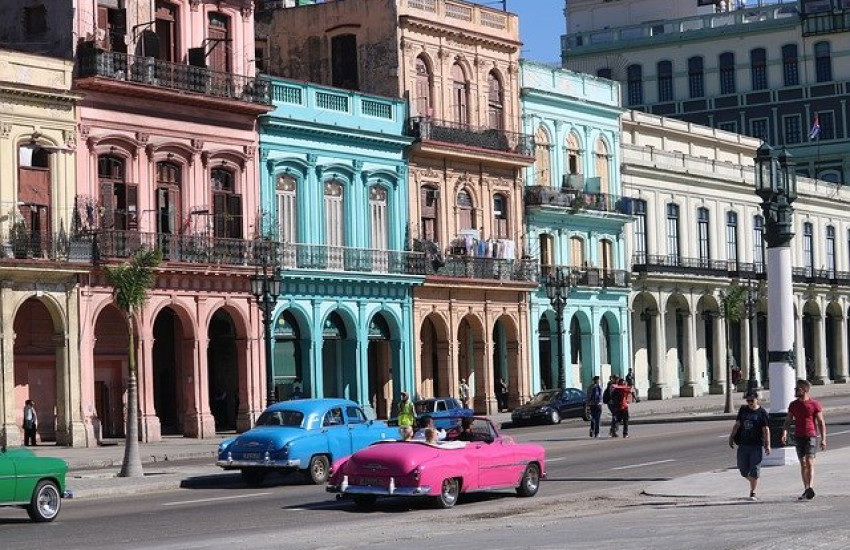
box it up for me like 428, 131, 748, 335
527, 390, 559, 405
414, 401, 435, 414
255, 410, 304, 428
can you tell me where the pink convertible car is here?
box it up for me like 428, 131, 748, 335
326, 417, 545, 509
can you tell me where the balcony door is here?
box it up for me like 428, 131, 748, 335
98, 154, 137, 231
17, 144, 51, 256
324, 180, 345, 269
155, 1, 178, 62
451, 63, 468, 126
369, 185, 389, 272
156, 161, 181, 238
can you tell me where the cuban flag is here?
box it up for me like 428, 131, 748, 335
809, 115, 821, 141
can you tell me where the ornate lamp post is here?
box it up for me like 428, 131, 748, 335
754, 142, 798, 465
545, 266, 573, 389
250, 259, 283, 408
745, 279, 762, 394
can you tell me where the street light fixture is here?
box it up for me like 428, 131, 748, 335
250, 253, 283, 408
544, 266, 573, 390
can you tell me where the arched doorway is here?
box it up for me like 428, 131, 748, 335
322, 311, 356, 400
493, 315, 521, 410
457, 315, 486, 413
569, 313, 592, 389
93, 304, 129, 439
274, 309, 305, 400
152, 307, 185, 435
537, 315, 554, 391
802, 303, 818, 382
419, 315, 450, 398
13, 298, 59, 443
600, 312, 623, 380
367, 313, 393, 419
208, 310, 238, 432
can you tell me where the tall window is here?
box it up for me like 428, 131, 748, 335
487, 70, 503, 130
750, 48, 767, 90
414, 56, 433, 117
211, 167, 242, 239
599, 317, 611, 365
726, 211, 738, 266
595, 139, 610, 195
599, 239, 613, 272
657, 60, 673, 102
154, 1, 178, 62
331, 34, 359, 90
570, 236, 584, 267
324, 180, 345, 268
719, 52, 735, 95
155, 161, 181, 234
688, 56, 704, 98
697, 207, 710, 266
751, 118, 769, 141
803, 222, 814, 276
535, 126, 552, 186
566, 133, 582, 176
98, 155, 137, 231
539, 233, 553, 270
207, 13, 231, 73
818, 111, 835, 140
826, 225, 836, 277
420, 185, 439, 242
634, 199, 648, 263
627, 64, 643, 106
667, 203, 680, 264
753, 215, 765, 274
456, 189, 474, 230
783, 115, 802, 144
493, 193, 509, 239
369, 185, 388, 250
451, 63, 468, 125
276, 174, 297, 243
782, 44, 799, 86
815, 41, 832, 82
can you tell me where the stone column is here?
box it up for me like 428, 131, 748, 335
813, 314, 831, 385
836, 314, 849, 383
710, 313, 727, 394
680, 311, 699, 397
648, 309, 671, 399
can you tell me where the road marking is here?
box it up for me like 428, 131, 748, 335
162, 493, 272, 506
547, 457, 568, 463
828, 429, 850, 436
611, 459, 675, 471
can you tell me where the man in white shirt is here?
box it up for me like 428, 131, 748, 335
413, 415, 446, 441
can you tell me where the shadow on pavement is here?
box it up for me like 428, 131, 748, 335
179, 470, 312, 490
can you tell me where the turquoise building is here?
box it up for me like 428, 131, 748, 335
259, 78, 423, 419
520, 61, 632, 392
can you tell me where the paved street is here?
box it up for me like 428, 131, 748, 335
3, 390, 850, 549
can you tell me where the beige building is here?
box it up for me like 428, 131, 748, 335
0, 49, 85, 446
259, 0, 537, 413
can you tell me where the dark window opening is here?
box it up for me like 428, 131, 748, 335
331, 34, 359, 90
211, 168, 242, 239
24, 4, 47, 35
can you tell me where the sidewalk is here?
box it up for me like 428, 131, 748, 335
23, 383, 850, 500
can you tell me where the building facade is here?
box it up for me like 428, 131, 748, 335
623, 110, 850, 400
520, 61, 632, 392
561, 0, 850, 184
259, 77, 422, 419
0, 49, 82, 447
258, 0, 537, 414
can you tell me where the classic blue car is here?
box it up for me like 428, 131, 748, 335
216, 399, 393, 486
413, 397, 473, 429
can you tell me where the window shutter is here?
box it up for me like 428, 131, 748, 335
127, 184, 138, 230
228, 195, 242, 239
213, 193, 226, 238
100, 182, 115, 229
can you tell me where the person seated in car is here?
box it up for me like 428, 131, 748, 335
413, 415, 446, 441
457, 417, 477, 441
424, 427, 440, 445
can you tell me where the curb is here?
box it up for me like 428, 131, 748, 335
67, 450, 217, 472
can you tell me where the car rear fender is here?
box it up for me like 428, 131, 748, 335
287, 431, 330, 465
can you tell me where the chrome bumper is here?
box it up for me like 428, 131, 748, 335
327, 477, 431, 497
62, 490, 74, 499
216, 458, 300, 469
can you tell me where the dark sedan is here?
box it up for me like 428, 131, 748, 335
511, 388, 588, 425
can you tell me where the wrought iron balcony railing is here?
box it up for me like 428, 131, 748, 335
0, 230, 71, 262
272, 242, 426, 276
792, 267, 850, 285
525, 186, 634, 215
540, 264, 630, 288
406, 117, 534, 157
427, 254, 538, 282
802, 9, 850, 36
76, 48, 271, 105
632, 254, 766, 279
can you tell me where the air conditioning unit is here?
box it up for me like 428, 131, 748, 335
562, 173, 584, 189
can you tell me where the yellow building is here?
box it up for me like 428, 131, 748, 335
0, 49, 86, 447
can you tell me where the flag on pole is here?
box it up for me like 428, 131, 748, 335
809, 115, 821, 140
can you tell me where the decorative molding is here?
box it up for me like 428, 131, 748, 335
240, 6, 253, 18
244, 144, 256, 159
135, 132, 150, 145
189, 0, 200, 11
0, 121, 12, 139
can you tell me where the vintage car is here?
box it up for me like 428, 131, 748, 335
413, 397, 473, 429
327, 417, 545, 509
217, 398, 394, 486
0, 445, 72, 522
510, 387, 589, 425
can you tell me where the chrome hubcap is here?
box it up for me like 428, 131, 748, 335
442, 478, 458, 505
38, 486, 60, 518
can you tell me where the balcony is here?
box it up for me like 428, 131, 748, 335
525, 186, 634, 215
540, 264, 630, 289
802, 9, 850, 36
406, 117, 534, 160
75, 48, 271, 110
274, 242, 426, 276
792, 267, 850, 285
632, 254, 766, 279
428, 254, 538, 283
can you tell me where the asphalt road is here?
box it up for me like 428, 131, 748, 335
3, 411, 849, 550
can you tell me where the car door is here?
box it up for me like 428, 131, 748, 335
345, 405, 378, 452
473, 421, 516, 488
0, 451, 16, 503
558, 389, 582, 417
322, 407, 351, 459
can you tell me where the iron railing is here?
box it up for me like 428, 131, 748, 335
406, 117, 534, 157
524, 186, 634, 215
0, 230, 72, 262
76, 48, 271, 105
273, 242, 426, 276
632, 254, 767, 279
429, 254, 538, 282
540, 264, 630, 288
802, 9, 850, 36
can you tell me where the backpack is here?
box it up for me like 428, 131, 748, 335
602, 386, 611, 405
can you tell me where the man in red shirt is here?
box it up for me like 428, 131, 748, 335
612, 379, 632, 439
781, 379, 827, 500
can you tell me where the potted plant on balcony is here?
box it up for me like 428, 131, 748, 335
570, 194, 588, 213
10, 219, 31, 259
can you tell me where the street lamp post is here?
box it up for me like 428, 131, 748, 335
250, 257, 283, 408
545, 266, 572, 390
745, 279, 761, 395
754, 142, 798, 465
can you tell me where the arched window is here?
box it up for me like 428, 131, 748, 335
782, 44, 798, 86
697, 207, 710, 265
688, 56, 704, 98
18, 143, 52, 241
420, 185, 439, 242
487, 70, 503, 130
414, 56, 433, 117
534, 126, 551, 186
156, 161, 181, 234
212, 167, 241, 239
493, 192, 508, 239
456, 188, 475, 230
726, 211, 738, 265
451, 63, 468, 125
276, 174, 297, 243
98, 155, 135, 231
566, 133, 582, 177
594, 139, 610, 194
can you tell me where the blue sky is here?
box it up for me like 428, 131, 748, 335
467, 0, 565, 64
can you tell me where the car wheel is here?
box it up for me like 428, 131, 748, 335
27, 480, 61, 522
241, 468, 267, 487
516, 463, 541, 498
307, 455, 330, 485
549, 410, 561, 425
352, 495, 377, 510
436, 477, 461, 509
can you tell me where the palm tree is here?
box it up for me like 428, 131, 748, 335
104, 248, 162, 478
721, 285, 747, 413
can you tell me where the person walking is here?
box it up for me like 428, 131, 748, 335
728, 391, 770, 501
626, 367, 640, 403
586, 376, 603, 438
781, 379, 827, 500
603, 376, 619, 437
397, 391, 416, 438
459, 378, 470, 409
22, 399, 38, 446
612, 378, 632, 438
